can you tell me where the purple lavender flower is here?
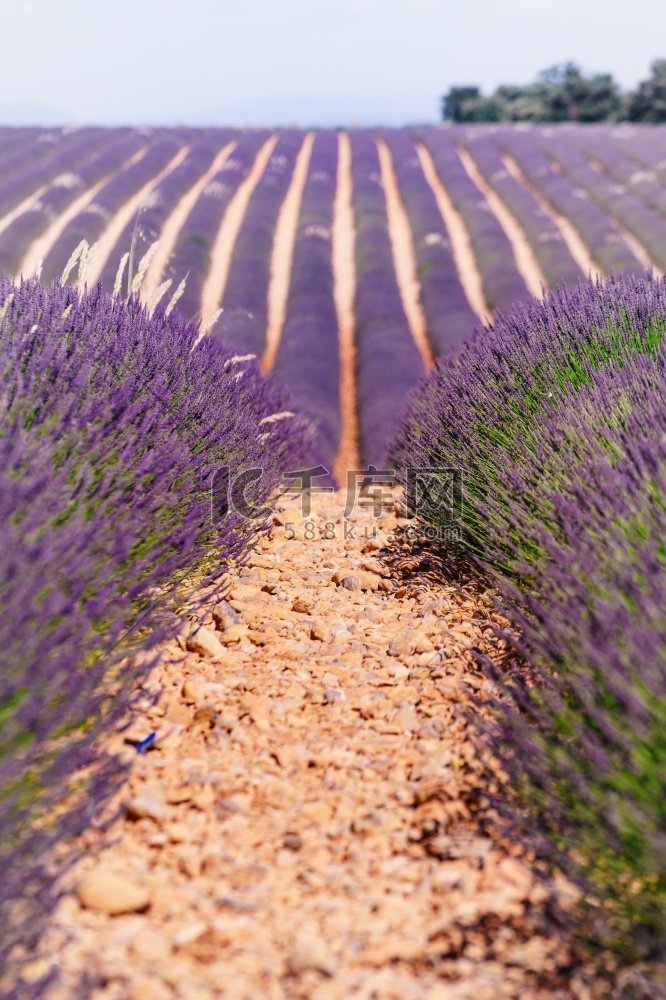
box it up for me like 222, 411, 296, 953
0, 274, 311, 959
392, 272, 666, 959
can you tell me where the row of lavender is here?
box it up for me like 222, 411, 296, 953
97, 128, 236, 293
392, 273, 666, 965
160, 131, 270, 325
0, 128, 118, 221
40, 132, 189, 285
1, 125, 665, 301
216, 131, 304, 356
0, 277, 310, 966
383, 129, 480, 350
0, 129, 147, 276
350, 131, 423, 463
271, 131, 341, 467
536, 130, 666, 269
413, 128, 531, 311
444, 130, 582, 288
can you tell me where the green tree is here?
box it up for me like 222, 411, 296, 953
442, 86, 481, 122
627, 59, 666, 122
542, 63, 622, 122
441, 61, 624, 123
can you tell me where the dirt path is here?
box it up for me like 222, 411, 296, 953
456, 147, 546, 299
24, 491, 588, 1000
415, 143, 491, 325
200, 136, 279, 329
377, 138, 433, 371
141, 141, 236, 305
85, 146, 191, 288
261, 133, 315, 374
20, 146, 151, 279
501, 154, 602, 280
332, 132, 361, 484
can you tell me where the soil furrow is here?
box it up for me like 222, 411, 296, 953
261, 132, 315, 374
377, 137, 434, 370
27, 491, 585, 1000
415, 142, 491, 324
457, 146, 546, 299
332, 131, 361, 485
200, 135, 279, 329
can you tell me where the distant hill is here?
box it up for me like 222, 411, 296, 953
0, 103, 71, 125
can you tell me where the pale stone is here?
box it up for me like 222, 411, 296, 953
287, 935, 336, 976
172, 920, 208, 947
212, 600, 241, 630
77, 870, 151, 915
186, 627, 228, 661
125, 791, 167, 823
292, 595, 314, 613
219, 623, 250, 645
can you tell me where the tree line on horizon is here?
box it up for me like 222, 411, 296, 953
442, 60, 666, 123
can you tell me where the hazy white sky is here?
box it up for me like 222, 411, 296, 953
2, 0, 664, 125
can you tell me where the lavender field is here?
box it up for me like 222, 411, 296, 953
2, 118, 666, 996
1, 123, 665, 472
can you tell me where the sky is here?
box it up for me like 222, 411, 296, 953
2, 0, 664, 126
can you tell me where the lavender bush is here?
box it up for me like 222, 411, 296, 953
392, 273, 666, 570
486, 369, 666, 958
392, 274, 666, 958
0, 275, 310, 957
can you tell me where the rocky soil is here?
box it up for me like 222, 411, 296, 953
19, 490, 600, 999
